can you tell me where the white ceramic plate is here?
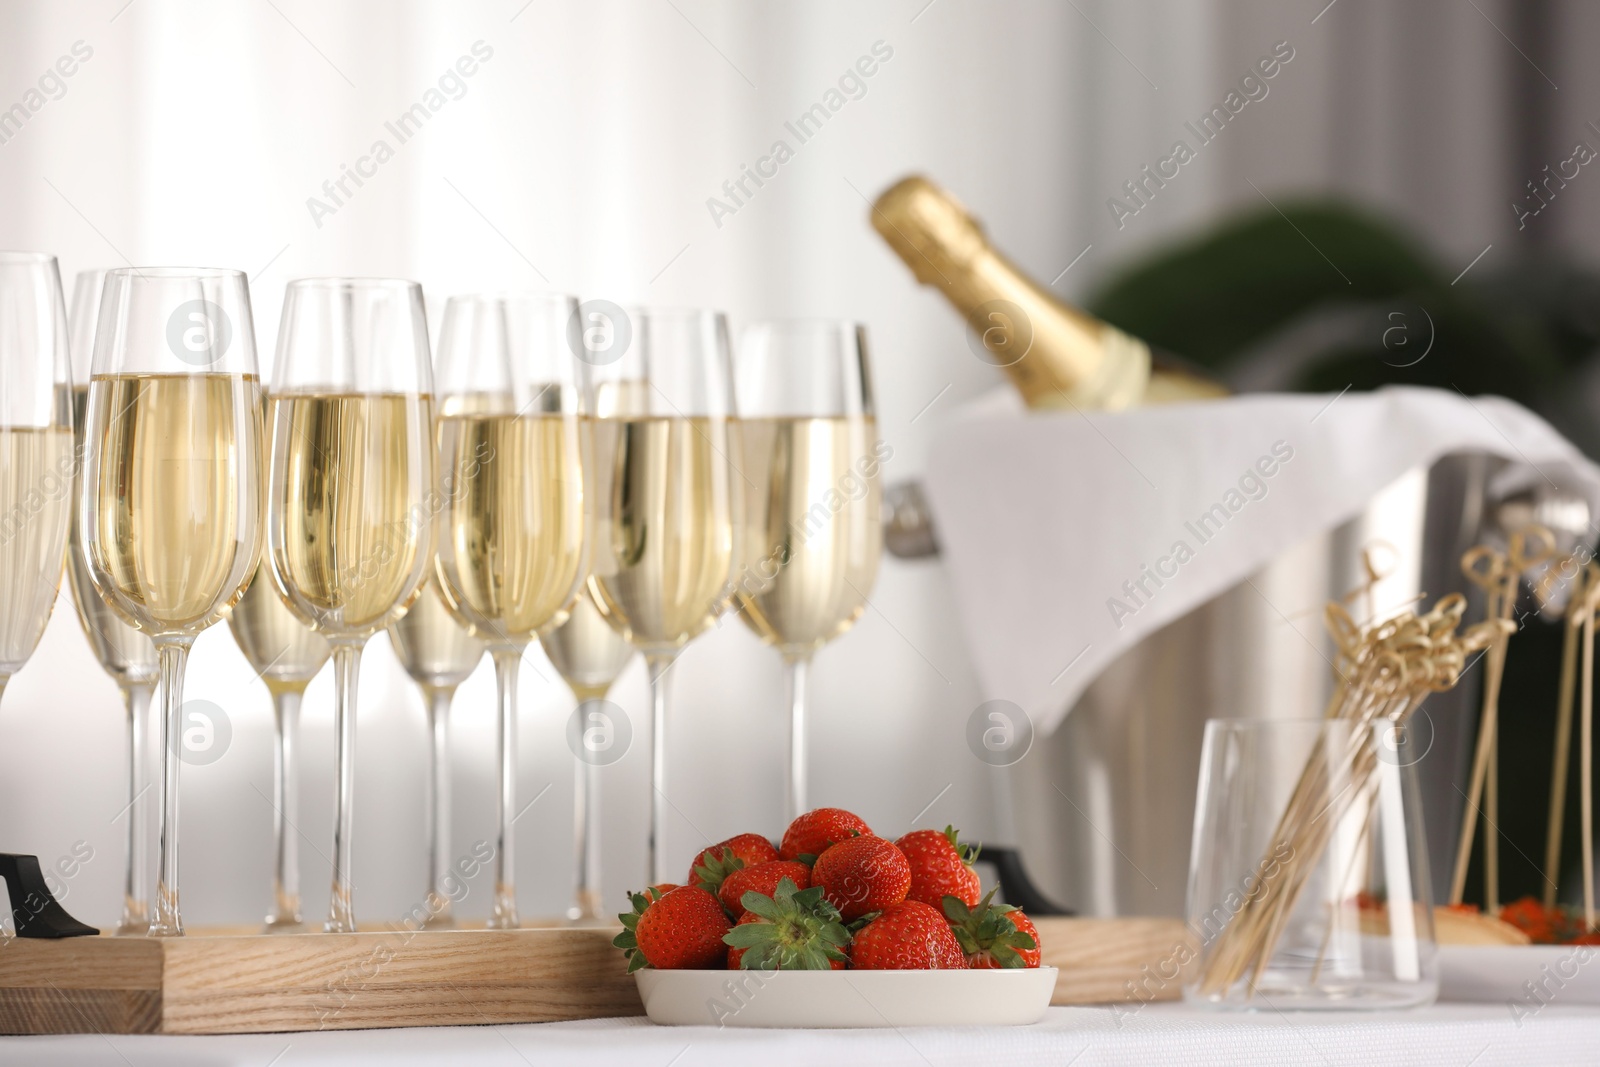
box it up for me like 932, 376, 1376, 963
634, 967, 1058, 1028
1438, 945, 1600, 1006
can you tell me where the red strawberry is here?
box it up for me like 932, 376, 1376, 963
689, 834, 780, 895
718, 860, 812, 916
945, 888, 1041, 968
848, 900, 966, 970
614, 885, 731, 971
813, 836, 911, 920
896, 826, 981, 910
779, 808, 872, 863
723, 877, 849, 970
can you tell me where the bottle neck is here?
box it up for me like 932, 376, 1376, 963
871, 175, 1185, 411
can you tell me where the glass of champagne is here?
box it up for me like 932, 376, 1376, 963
80, 267, 265, 936
227, 561, 330, 931
387, 577, 484, 928
267, 278, 435, 933
64, 268, 160, 935
587, 307, 739, 884
540, 587, 633, 920
433, 292, 589, 928
735, 321, 881, 822
0, 252, 72, 695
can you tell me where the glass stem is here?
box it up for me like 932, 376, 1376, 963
149, 637, 193, 937
118, 681, 154, 935
488, 650, 521, 929
571, 686, 606, 921
784, 656, 811, 825
423, 683, 455, 927
646, 654, 676, 886
266, 685, 305, 930
326, 642, 362, 934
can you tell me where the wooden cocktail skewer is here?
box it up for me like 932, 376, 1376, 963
1579, 571, 1600, 931
1542, 560, 1595, 909
1449, 527, 1556, 910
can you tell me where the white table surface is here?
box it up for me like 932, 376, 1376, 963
5, 1003, 1598, 1067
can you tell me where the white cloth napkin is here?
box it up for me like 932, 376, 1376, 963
922, 386, 1600, 736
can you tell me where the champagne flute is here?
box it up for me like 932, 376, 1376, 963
227, 561, 330, 931
433, 293, 589, 928
267, 278, 435, 933
387, 577, 485, 928
80, 267, 265, 937
539, 587, 633, 920
587, 307, 739, 884
0, 253, 72, 694
735, 321, 881, 822
64, 268, 160, 935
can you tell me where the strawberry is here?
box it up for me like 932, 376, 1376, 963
779, 808, 872, 863
813, 836, 911, 921
848, 900, 966, 969
717, 860, 812, 916
612, 885, 731, 971
722, 877, 850, 970
689, 834, 780, 895
896, 826, 981, 910
945, 888, 1041, 968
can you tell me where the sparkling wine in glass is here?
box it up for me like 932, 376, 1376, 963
0, 253, 73, 705
586, 307, 739, 884
433, 293, 589, 928
735, 321, 881, 822
267, 278, 436, 933
64, 268, 160, 935
387, 577, 484, 928
540, 586, 633, 920
227, 560, 330, 931
79, 267, 265, 936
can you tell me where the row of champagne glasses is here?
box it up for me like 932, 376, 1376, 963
4, 254, 882, 931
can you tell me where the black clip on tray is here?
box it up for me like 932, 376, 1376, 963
0, 853, 99, 938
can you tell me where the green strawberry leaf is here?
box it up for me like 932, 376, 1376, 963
943, 825, 982, 868
724, 924, 776, 947
741, 891, 783, 921
692, 846, 747, 894
615, 887, 664, 971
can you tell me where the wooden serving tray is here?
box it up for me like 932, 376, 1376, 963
0, 917, 1191, 1034
0, 924, 640, 1035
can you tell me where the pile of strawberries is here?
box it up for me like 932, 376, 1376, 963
613, 807, 1042, 972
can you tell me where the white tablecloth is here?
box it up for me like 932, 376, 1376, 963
8, 1004, 1600, 1066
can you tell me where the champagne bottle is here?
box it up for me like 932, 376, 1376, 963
871, 175, 1225, 410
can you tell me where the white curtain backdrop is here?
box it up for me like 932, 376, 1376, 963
0, 0, 1578, 925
